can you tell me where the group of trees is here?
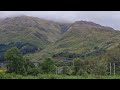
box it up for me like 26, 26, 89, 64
55, 58, 108, 75
52, 47, 106, 60
4, 47, 56, 75
72, 59, 108, 75
9, 42, 39, 55
0, 42, 39, 62
56, 45, 120, 75
3, 44, 120, 76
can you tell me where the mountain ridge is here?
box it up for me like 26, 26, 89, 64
28, 19, 120, 61
0, 15, 120, 62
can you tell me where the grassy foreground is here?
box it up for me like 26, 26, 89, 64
0, 68, 119, 79
0, 73, 120, 79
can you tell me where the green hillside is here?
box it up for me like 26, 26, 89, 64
0, 16, 62, 61
1, 16, 120, 63
0, 16, 62, 46
30, 21, 120, 61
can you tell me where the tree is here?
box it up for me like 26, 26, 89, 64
4, 47, 25, 74
41, 58, 56, 74
23, 58, 35, 75
72, 58, 108, 75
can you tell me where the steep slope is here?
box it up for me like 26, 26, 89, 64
0, 16, 62, 46
30, 21, 120, 61
0, 16, 63, 61
54, 21, 118, 52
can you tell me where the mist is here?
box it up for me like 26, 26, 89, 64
0, 11, 120, 30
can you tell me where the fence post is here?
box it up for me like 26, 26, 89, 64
114, 63, 115, 76
110, 62, 112, 75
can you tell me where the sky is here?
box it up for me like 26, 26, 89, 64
0, 11, 120, 30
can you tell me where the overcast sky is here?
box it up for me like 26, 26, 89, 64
0, 11, 120, 30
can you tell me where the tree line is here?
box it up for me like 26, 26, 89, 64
3, 45, 120, 76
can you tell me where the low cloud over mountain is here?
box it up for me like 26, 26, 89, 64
0, 11, 120, 30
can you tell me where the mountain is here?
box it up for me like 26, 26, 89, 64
30, 21, 120, 61
1, 16, 120, 62
0, 16, 63, 61
54, 21, 118, 52
0, 16, 62, 45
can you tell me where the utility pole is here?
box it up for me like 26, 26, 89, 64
114, 63, 116, 76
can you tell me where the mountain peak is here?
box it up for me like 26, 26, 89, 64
74, 21, 102, 27
69, 20, 114, 31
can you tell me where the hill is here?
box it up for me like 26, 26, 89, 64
1, 16, 120, 63
0, 16, 63, 61
30, 21, 120, 61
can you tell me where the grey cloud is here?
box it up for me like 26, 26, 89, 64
0, 11, 120, 30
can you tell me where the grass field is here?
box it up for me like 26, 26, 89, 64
0, 69, 6, 73
0, 73, 120, 79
